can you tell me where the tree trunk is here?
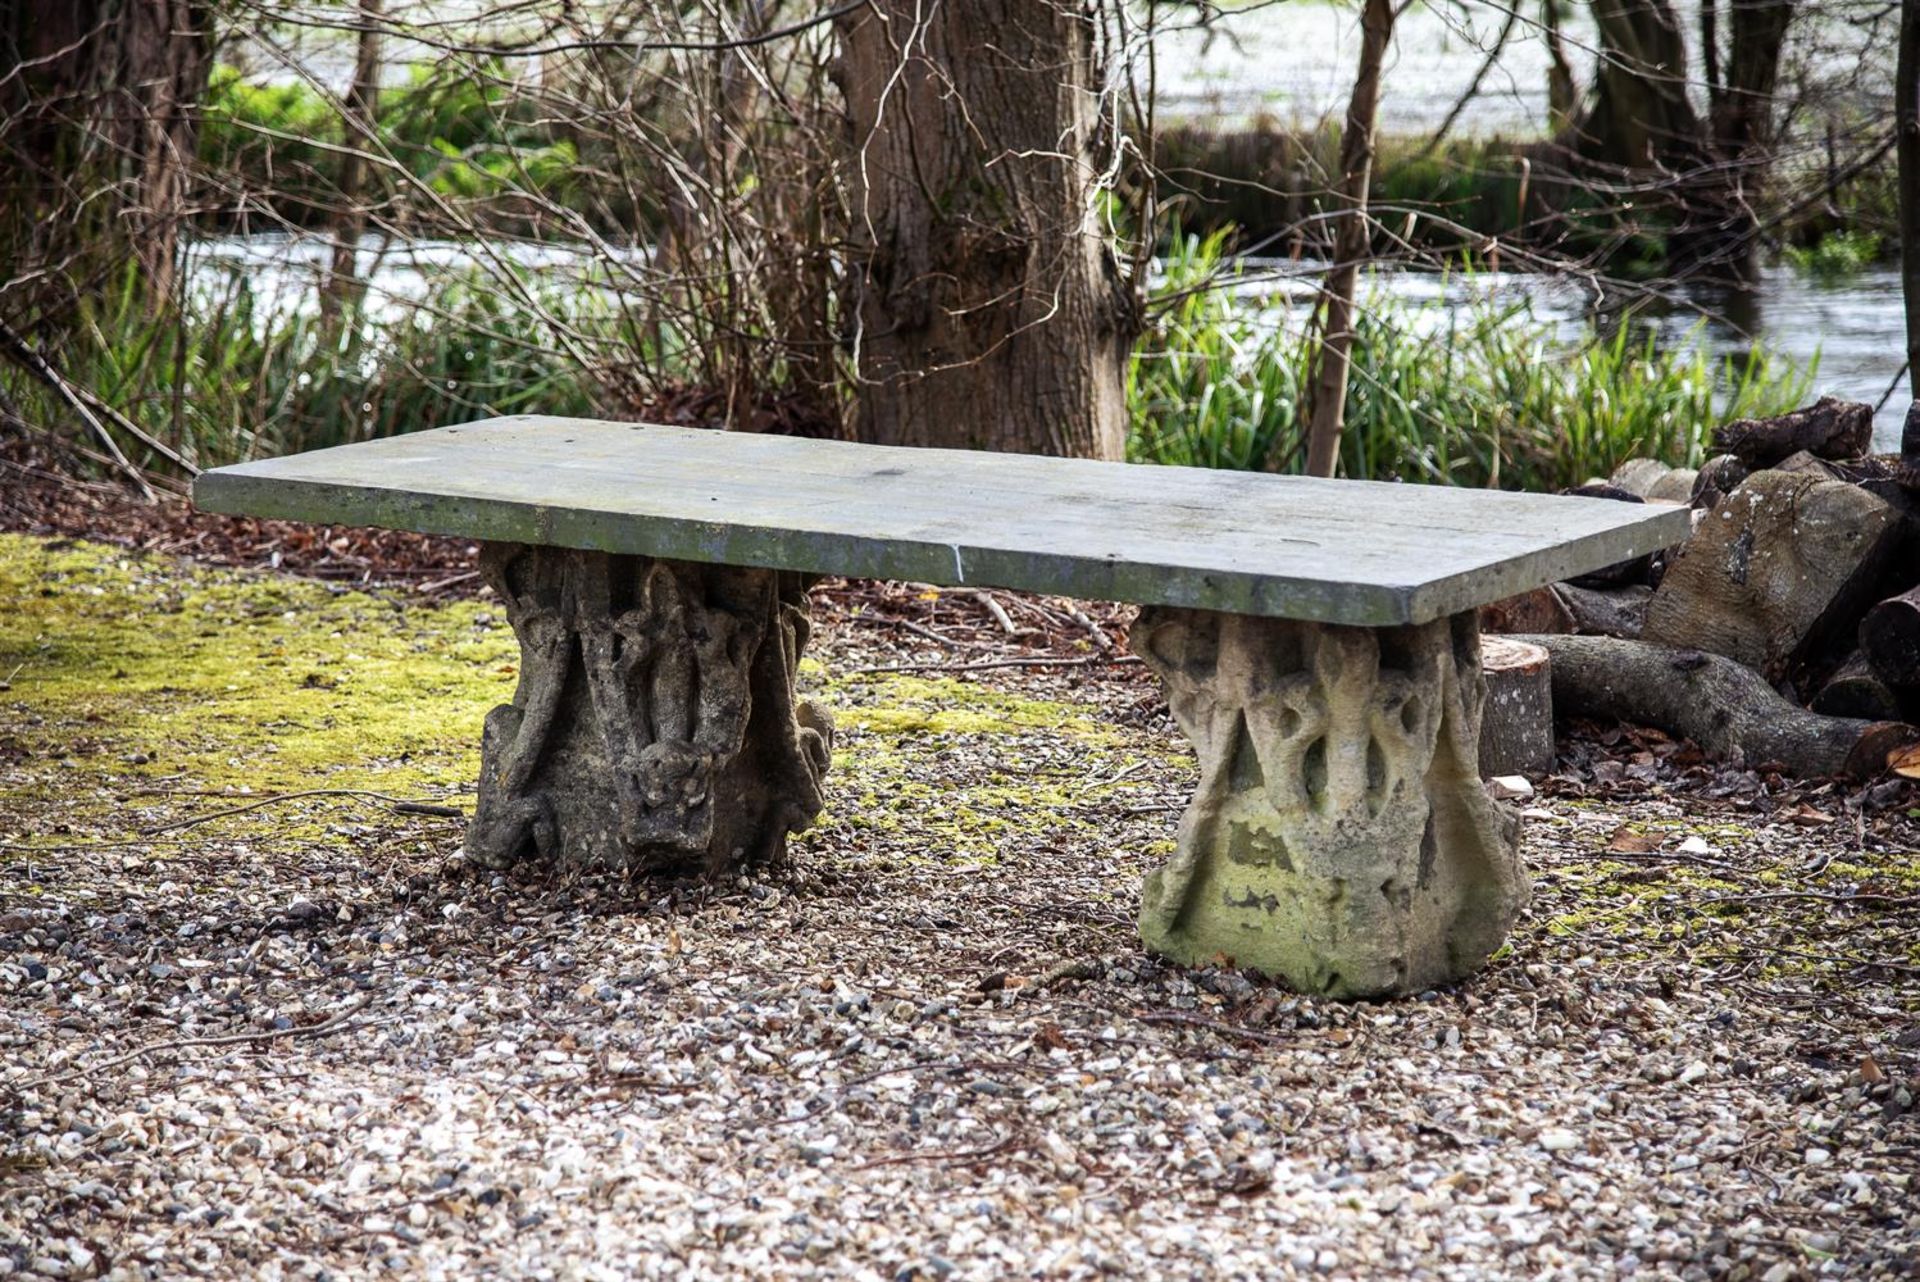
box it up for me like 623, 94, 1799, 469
326, 0, 384, 318
0, 0, 213, 320
1580, 0, 1706, 174
1901, 0, 1920, 401
1543, 0, 1578, 133
1302, 0, 1394, 478
835, 0, 1139, 457
1574, 0, 1792, 284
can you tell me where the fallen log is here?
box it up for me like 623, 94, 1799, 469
1552, 583, 1650, 639
1479, 637, 1553, 777
1711, 396, 1874, 467
1809, 651, 1906, 723
1861, 585, 1920, 687
1514, 634, 1917, 779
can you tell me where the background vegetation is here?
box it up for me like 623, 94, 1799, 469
0, 0, 1900, 493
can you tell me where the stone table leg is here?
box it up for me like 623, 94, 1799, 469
1132, 607, 1527, 999
465, 544, 833, 874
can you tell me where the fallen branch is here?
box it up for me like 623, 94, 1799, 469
845, 654, 1143, 677
144, 788, 470, 835
0, 314, 158, 502
23, 996, 382, 1091
1516, 634, 1919, 778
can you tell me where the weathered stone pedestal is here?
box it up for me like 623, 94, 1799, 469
465, 544, 832, 874
1133, 608, 1527, 999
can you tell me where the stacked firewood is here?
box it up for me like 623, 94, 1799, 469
1483, 397, 1920, 779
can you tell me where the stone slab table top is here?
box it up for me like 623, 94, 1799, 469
192, 416, 1691, 626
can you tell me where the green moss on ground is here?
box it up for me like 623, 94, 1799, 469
806, 670, 1176, 864
0, 534, 520, 806
0, 534, 1180, 872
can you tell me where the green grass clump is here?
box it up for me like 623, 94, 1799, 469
1129, 231, 1810, 489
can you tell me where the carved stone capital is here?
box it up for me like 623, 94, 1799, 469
466, 544, 832, 874
1134, 608, 1526, 998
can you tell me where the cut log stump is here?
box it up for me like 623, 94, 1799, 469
1861, 585, 1920, 689
1609, 458, 1698, 503
1479, 637, 1553, 778
1691, 454, 1751, 510
1643, 470, 1905, 684
1516, 634, 1918, 778
1810, 651, 1905, 723
1479, 586, 1573, 635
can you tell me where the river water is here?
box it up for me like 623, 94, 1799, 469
189, 234, 1912, 453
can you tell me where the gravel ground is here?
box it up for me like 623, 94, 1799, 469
3, 537, 1918, 1281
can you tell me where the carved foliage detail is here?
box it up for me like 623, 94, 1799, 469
466, 544, 831, 874
1134, 608, 1524, 998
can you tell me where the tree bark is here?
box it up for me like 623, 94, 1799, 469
1518, 634, 1918, 778
326, 0, 384, 318
835, 0, 1139, 457
0, 0, 213, 320
1901, 0, 1920, 401
1302, 0, 1395, 478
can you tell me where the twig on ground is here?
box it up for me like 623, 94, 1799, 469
1068, 605, 1114, 651
21, 996, 382, 1091
419, 570, 480, 594
144, 788, 471, 835
846, 655, 1143, 677
968, 590, 1020, 636
853, 1131, 1022, 1171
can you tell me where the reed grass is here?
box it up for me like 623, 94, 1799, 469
1129, 231, 1811, 490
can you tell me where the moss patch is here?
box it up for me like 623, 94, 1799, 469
0, 533, 518, 812
0, 534, 1187, 873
